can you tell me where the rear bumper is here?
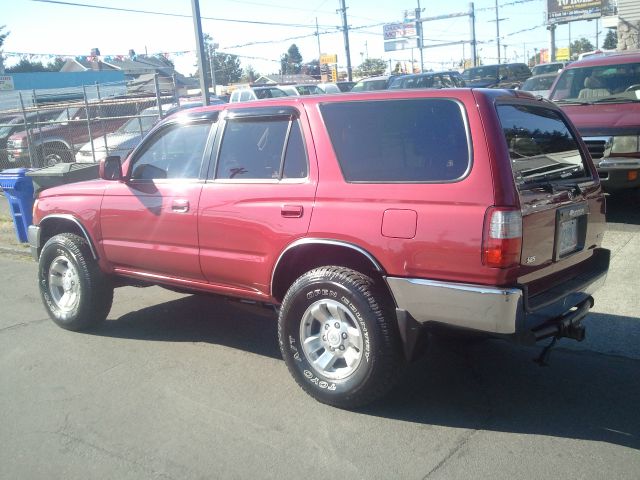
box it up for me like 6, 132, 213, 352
385, 248, 610, 342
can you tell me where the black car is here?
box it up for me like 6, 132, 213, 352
462, 63, 532, 88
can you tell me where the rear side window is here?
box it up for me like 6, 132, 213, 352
321, 99, 470, 182
497, 104, 590, 188
215, 117, 307, 180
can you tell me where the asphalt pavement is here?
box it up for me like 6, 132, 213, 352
0, 191, 639, 479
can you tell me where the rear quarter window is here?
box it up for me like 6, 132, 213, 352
320, 98, 470, 182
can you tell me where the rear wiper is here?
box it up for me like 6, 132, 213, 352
590, 96, 640, 104
520, 180, 583, 195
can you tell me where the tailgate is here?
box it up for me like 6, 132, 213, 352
495, 102, 608, 308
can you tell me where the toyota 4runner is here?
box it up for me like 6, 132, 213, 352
28, 89, 610, 408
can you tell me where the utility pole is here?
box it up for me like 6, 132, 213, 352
315, 17, 322, 61
338, 0, 353, 81
495, 0, 501, 64
469, 2, 477, 67
191, 0, 209, 105
416, 0, 424, 72
209, 42, 218, 96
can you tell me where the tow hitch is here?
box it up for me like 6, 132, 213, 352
532, 296, 593, 366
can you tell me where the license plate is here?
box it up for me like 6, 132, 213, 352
558, 218, 578, 256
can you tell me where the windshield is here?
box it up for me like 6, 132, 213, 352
522, 75, 556, 92
462, 65, 498, 81
497, 104, 590, 188
117, 114, 159, 134
550, 61, 640, 103
54, 107, 82, 122
532, 63, 563, 76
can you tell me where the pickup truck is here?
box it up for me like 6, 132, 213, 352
28, 89, 610, 408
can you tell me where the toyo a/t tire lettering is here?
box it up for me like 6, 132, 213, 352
278, 266, 404, 409
38, 233, 113, 331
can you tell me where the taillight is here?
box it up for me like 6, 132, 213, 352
482, 207, 522, 268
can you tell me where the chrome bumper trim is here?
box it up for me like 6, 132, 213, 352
385, 277, 523, 334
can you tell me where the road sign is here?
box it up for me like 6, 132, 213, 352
383, 22, 417, 41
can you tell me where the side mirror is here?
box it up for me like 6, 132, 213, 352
100, 155, 123, 181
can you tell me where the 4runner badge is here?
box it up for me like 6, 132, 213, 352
525, 256, 536, 264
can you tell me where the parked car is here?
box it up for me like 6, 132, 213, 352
1, 109, 63, 166
549, 51, 640, 192
229, 86, 288, 102
317, 82, 342, 93
6, 98, 155, 167
29, 89, 609, 409
519, 72, 559, 98
336, 81, 356, 92
75, 104, 178, 163
350, 75, 399, 91
531, 62, 569, 76
388, 71, 466, 89
277, 85, 300, 96
462, 63, 532, 88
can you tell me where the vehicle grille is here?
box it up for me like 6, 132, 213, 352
583, 138, 608, 159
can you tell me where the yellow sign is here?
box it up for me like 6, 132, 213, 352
320, 53, 337, 65
556, 47, 570, 61
331, 66, 338, 82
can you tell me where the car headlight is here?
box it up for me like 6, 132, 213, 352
611, 135, 640, 154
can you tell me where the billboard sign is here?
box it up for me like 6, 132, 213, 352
384, 38, 420, 52
0, 75, 15, 91
547, 0, 603, 24
383, 22, 417, 41
319, 54, 337, 65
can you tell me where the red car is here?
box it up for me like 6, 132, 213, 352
29, 89, 609, 408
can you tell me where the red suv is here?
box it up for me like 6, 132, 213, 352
28, 89, 609, 408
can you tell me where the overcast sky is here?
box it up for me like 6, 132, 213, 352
3, 0, 607, 75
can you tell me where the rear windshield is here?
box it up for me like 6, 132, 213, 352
320, 99, 470, 182
462, 65, 498, 81
497, 104, 590, 188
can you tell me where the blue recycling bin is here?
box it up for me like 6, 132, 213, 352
0, 168, 34, 243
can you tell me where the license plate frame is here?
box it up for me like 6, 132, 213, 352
554, 202, 588, 260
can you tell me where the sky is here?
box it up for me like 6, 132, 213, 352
2, 0, 610, 76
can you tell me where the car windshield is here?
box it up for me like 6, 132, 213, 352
54, 106, 82, 122
550, 61, 640, 103
532, 63, 563, 75
497, 104, 590, 188
522, 75, 556, 91
117, 113, 159, 134
351, 79, 388, 91
462, 65, 498, 81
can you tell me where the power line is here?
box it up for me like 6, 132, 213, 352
30, 0, 334, 29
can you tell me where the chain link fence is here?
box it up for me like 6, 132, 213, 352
0, 76, 179, 171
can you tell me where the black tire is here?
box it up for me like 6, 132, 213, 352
38, 233, 113, 331
278, 266, 404, 409
36, 143, 73, 167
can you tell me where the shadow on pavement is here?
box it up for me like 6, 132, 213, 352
93, 294, 640, 450
606, 190, 640, 226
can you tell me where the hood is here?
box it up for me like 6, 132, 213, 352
36, 177, 107, 199
558, 103, 640, 136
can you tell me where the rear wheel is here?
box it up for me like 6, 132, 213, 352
38, 233, 113, 331
37, 143, 73, 167
278, 266, 404, 409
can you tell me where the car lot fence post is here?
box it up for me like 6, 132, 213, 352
96, 83, 108, 162
154, 74, 164, 120
32, 89, 46, 168
18, 92, 35, 168
82, 85, 95, 165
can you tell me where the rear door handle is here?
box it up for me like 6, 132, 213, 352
172, 199, 190, 213
281, 204, 303, 218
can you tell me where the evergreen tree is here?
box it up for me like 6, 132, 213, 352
356, 58, 387, 77
280, 44, 303, 74
603, 29, 617, 50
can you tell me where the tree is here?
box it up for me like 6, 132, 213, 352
6, 57, 66, 73
241, 65, 260, 83
356, 58, 387, 78
280, 44, 303, 74
603, 29, 617, 50
0, 25, 9, 74
570, 37, 594, 59
194, 34, 243, 87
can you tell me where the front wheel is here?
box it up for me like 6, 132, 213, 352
38, 233, 113, 331
278, 266, 404, 409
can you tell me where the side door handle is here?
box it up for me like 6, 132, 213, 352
281, 204, 303, 218
172, 199, 190, 213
